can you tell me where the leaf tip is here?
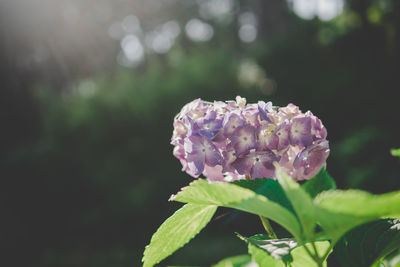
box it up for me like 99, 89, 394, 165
168, 194, 176, 201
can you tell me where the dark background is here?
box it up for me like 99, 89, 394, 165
1, 0, 399, 266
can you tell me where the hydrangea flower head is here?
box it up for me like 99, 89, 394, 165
171, 97, 329, 182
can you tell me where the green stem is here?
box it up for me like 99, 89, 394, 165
320, 241, 334, 263
311, 241, 320, 259
312, 243, 324, 267
302, 243, 317, 262
259, 216, 278, 239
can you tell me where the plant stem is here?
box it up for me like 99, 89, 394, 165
302, 242, 325, 267
312, 242, 324, 267
320, 242, 334, 263
303, 243, 316, 260
311, 241, 320, 259
259, 216, 278, 239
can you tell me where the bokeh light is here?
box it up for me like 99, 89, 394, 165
185, 18, 214, 42
289, 0, 344, 20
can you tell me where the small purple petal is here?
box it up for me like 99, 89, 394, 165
173, 145, 189, 171
289, 117, 313, 147
175, 98, 203, 120
274, 122, 290, 150
306, 111, 327, 140
204, 142, 222, 166
243, 104, 260, 127
197, 111, 223, 140
223, 113, 245, 137
278, 104, 302, 120
251, 161, 274, 179
230, 125, 257, 157
203, 165, 225, 181
258, 101, 273, 123
184, 135, 222, 175
222, 147, 237, 173
256, 124, 279, 151
212, 132, 227, 150
251, 151, 280, 179
293, 140, 330, 180
232, 156, 253, 176
184, 116, 200, 137
186, 153, 205, 177
171, 120, 187, 144
232, 151, 280, 179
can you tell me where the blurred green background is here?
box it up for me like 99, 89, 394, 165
0, 0, 399, 266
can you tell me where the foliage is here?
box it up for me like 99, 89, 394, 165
334, 219, 400, 267
143, 168, 400, 266
391, 149, 400, 157
237, 233, 331, 267
142, 203, 217, 267
212, 254, 253, 267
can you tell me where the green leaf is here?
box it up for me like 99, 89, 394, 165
391, 148, 400, 157
375, 219, 400, 263
290, 241, 331, 267
335, 219, 400, 267
237, 233, 331, 267
233, 178, 296, 214
301, 167, 336, 199
248, 241, 285, 267
275, 167, 316, 239
376, 249, 400, 267
142, 203, 217, 267
211, 254, 253, 267
171, 179, 302, 240
315, 189, 400, 242
237, 233, 296, 263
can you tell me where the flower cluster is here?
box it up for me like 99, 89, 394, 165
171, 96, 329, 182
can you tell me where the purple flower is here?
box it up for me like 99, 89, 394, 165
222, 145, 237, 173
230, 125, 257, 157
203, 165, 225, 181
274, 122, 290, 151
293, 140, 330, 180
184, 135, 222, 177
184, 111, 223, 140
173, 145, 188, 172
176, 98, 208, 122
171, 97, 330, 182
242, 104, 261, 127
279, 146, 303, 169
278, 104, 302, 120
289, 117, 313, 147
306, 111, 327, 140
184, 116, 199, 137
256, 123, 278, 151
258, 101, 273, 123
222, 112, 245, 137
171, 120, 187, 146
197, 111, 223, 140
233, 151, 280, 179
